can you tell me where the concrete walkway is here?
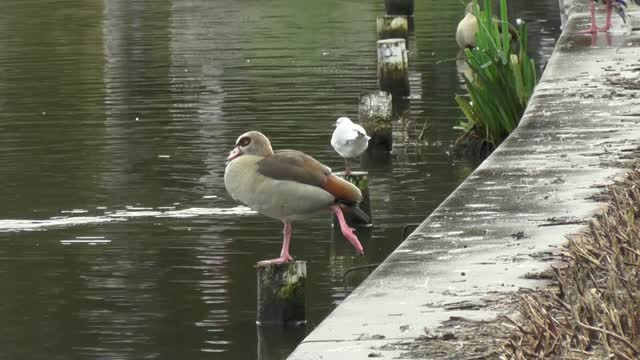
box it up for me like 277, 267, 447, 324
288, 1, 640, 359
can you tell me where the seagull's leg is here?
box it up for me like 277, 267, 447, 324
578, 0, 599, 34
258, 221, 295, 264
599, 0, 613, 31
345, 158, 351, 176
330, 205, 364, 255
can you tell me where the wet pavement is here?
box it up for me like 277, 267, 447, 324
288, 1, 640, 359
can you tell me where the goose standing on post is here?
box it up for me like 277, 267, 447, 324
330, 117, 370, 176
224, 131, 367, 264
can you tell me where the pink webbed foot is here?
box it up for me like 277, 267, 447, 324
598, 23, 612, 32
577, 17, 599, 34
576, 26, 598, 34
257, 221, 295, 264
257, 254, 294, 265
330, 205, 364, 255
578, 0, 599, 34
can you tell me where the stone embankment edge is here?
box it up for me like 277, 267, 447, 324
287, 1, 640, 358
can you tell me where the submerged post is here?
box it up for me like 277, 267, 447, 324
358, 91, 393, 151
377, 39, 410, 99
335, 171, 371, 226
256, 261, 306, 326
384, 0, 414, 16
376, 15, 409, 41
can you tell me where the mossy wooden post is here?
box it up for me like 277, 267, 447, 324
377, 15, 409, 41
358, 91, 393, 151
377, 39, 409, 100
384, 0, 414, 16
256, 261, 306, 326
334, 171, 371, 226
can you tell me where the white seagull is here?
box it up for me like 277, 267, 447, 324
331, 117, 370, 175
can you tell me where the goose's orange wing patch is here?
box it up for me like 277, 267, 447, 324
322, 175, 362, 203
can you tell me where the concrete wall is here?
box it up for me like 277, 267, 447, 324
288, 2, 640, 359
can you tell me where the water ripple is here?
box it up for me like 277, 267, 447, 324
0, 206, 255, 232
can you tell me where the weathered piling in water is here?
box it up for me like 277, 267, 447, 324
377, 39, 410, 99
334, 171, 371, 226
384, 0, 414, 16
358, 91, 393, 151
376, 15, 409, 41
256, 261, 306, 326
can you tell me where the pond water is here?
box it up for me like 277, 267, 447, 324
0, 0, 560, 359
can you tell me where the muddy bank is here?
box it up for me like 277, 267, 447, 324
503, 167, 640, 359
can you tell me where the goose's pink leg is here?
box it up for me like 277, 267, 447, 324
330, 205, 364, 255
258, 221, 294, 264
599, 0, 613, 31
577, 0, 598, 34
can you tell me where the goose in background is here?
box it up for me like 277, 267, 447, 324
580, 0, 632, 33
456, 2, 519, 49
457, 3, 479, 49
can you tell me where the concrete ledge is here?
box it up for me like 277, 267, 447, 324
288, 3, 640, 359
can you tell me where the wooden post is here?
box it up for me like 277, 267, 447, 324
358, 91, 393, 151
335, 171, 371, 226
256, 261, 306, 326
376, 15, 409, 41
377, 39, 410, 99
384, 0, 414, 16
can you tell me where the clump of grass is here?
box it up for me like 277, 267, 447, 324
455, 0, 537, 149
502, 168, 640, 359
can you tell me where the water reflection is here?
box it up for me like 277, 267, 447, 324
257, 325, 306, 360
0, 0, 561, 359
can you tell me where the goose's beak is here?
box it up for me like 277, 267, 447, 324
227, 146, 242, 161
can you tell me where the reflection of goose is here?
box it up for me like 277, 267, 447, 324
456, 3, 519, 49
456, 49, 473, 82
224, 131, 368, 264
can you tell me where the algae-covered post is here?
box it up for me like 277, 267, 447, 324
384, 0, 414, 16
358, 91, 393, 151
377, 39, 409, 100
256, 261, 306, 326
334, 171, 371, 226
376, 15, 409, 41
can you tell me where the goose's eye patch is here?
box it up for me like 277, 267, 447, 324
238, 136, 251, 147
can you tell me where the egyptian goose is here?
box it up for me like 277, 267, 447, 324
330, 117, 370, 176
580, 0, 631, 33
456, 3, 478, 49
224, 131, 366, 264
456, 3, 519, 49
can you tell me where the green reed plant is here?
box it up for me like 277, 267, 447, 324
455, 0, 537, 147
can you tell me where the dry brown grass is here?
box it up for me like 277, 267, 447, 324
501, 169, 640, 359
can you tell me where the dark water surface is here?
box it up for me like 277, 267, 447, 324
0, 1, 560, 359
